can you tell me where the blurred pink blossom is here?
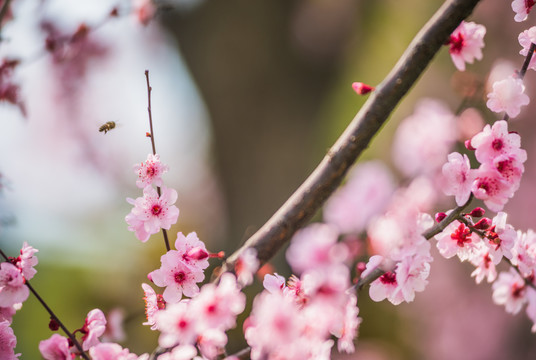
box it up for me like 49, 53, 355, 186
39, 334, 71, 360
518, 27, 536, 71
0, 263, 28, 307
512, 0, 535, 22
486, 76, 529, 118
0, 320, 19, 360
492, 269, 527, 314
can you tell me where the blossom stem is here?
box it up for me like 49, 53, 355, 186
145, 70, 171, 252
219, 0, 482, 275
0, 248, 90, 360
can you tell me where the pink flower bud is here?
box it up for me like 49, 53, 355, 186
352, 82, 375, 95
469, 207, 485, 217
474, 217, 492, 230
465, 139, 476, 150
187, 247, 209, 261
435, 212, 447, 222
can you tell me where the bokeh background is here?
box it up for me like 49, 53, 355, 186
1, 0, 536, 358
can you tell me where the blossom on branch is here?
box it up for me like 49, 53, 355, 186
15, 242, 38, 281
518, 27, 536, 71
81, 309, 107, 351
447, 21, 486, 71
0, 263, 28, 308
134, 154, 169, 188
39, 334, 71, 360
492, 269, 527, 314
0, 320, 19, 360
441, 152, 475, 206
125, 185, 179, 242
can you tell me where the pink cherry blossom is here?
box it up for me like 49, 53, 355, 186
435, 220, 480, 261
369, 270, 401, 304
486, 76, 529, 118
197, 329, 227, 359
134, 154, 169, 188
511, 230, 536, 277
471, 165, 513, 212
391, 254, 432, 304
334, 294, 360, 353
323, 161, 394, 234
142, 283, 165, 330
149, 251, 205, 303
156, 301, 198, 348
0, 320, 19, 360
518, 27, 536, 71
89, 342, 147, 360
483, 212, 517, 264
0, 262, 29, 307
492, 269, 528, 314
285, 223, 348, 275
263, 273, 286, 294
39, 334, 72, 360
81, 308, 107, 351
469, 242, 497, 284
156, 344, 197, 360
15, 242, 38, 281
512, 0, 536, 22
447, 21, 486, 71
189, 273, 245, 332
441, 152, 475, 206
0, 304, 20, 324
235, 248, 259, 286
392, 99, 457, 177
470, 120, 524, 165
102, 309, 126, 343
125, 185, 180, 242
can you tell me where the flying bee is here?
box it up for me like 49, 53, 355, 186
99, 121, 116, 134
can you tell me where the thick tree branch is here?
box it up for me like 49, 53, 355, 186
221, 0, 482, 272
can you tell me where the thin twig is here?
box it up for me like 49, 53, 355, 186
220, 0, 482, 275
145, 70, 171, 252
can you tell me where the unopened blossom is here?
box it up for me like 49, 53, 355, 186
142, 283, 165, 330
15, 242, 38, 281
174, 232, 209, 271
392, 99, 457, 177
518, 27, 536, 71
492, 269, 528, 314
441, 152, 475, 206
469, 242, 497, 284
286, 223, 348, 275
0, 262, 29, 307
447, 21, 486, 71
126, 185, 179, 242
134, 154, 169, 188
0, 320, 18, 360
149, 251, 205, 303
189, 273, 246, 331
324, 161, 394, 234
156, 301, 198, 348
351, 82, 375, 95
39, 334, 71, 360
486, 76, 529, 118
512, 0, 536, 22
435, 220, 480, 261
235, 248, 259, 286
81, 309, 107, 351
89, 342, 148, 360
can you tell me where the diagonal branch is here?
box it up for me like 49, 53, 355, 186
221, 0, 482, 273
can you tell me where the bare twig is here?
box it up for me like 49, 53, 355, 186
221, 0, 482, 274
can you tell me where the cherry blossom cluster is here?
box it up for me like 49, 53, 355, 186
125, 154, 179, 242
245, 223, 361, 359
0, 242, 39, 359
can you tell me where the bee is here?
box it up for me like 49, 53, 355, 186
99, 121, 116, 134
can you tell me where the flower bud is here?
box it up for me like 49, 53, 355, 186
469, 207, 485, 217
435, 212, 447, 222
474, 217, 492, 230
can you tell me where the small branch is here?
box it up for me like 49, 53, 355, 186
422, 194, 474, 239
0, 0, 12, 35
145, 70, 171, 252
0, 249, 89, 360
221, 0, 482, 274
